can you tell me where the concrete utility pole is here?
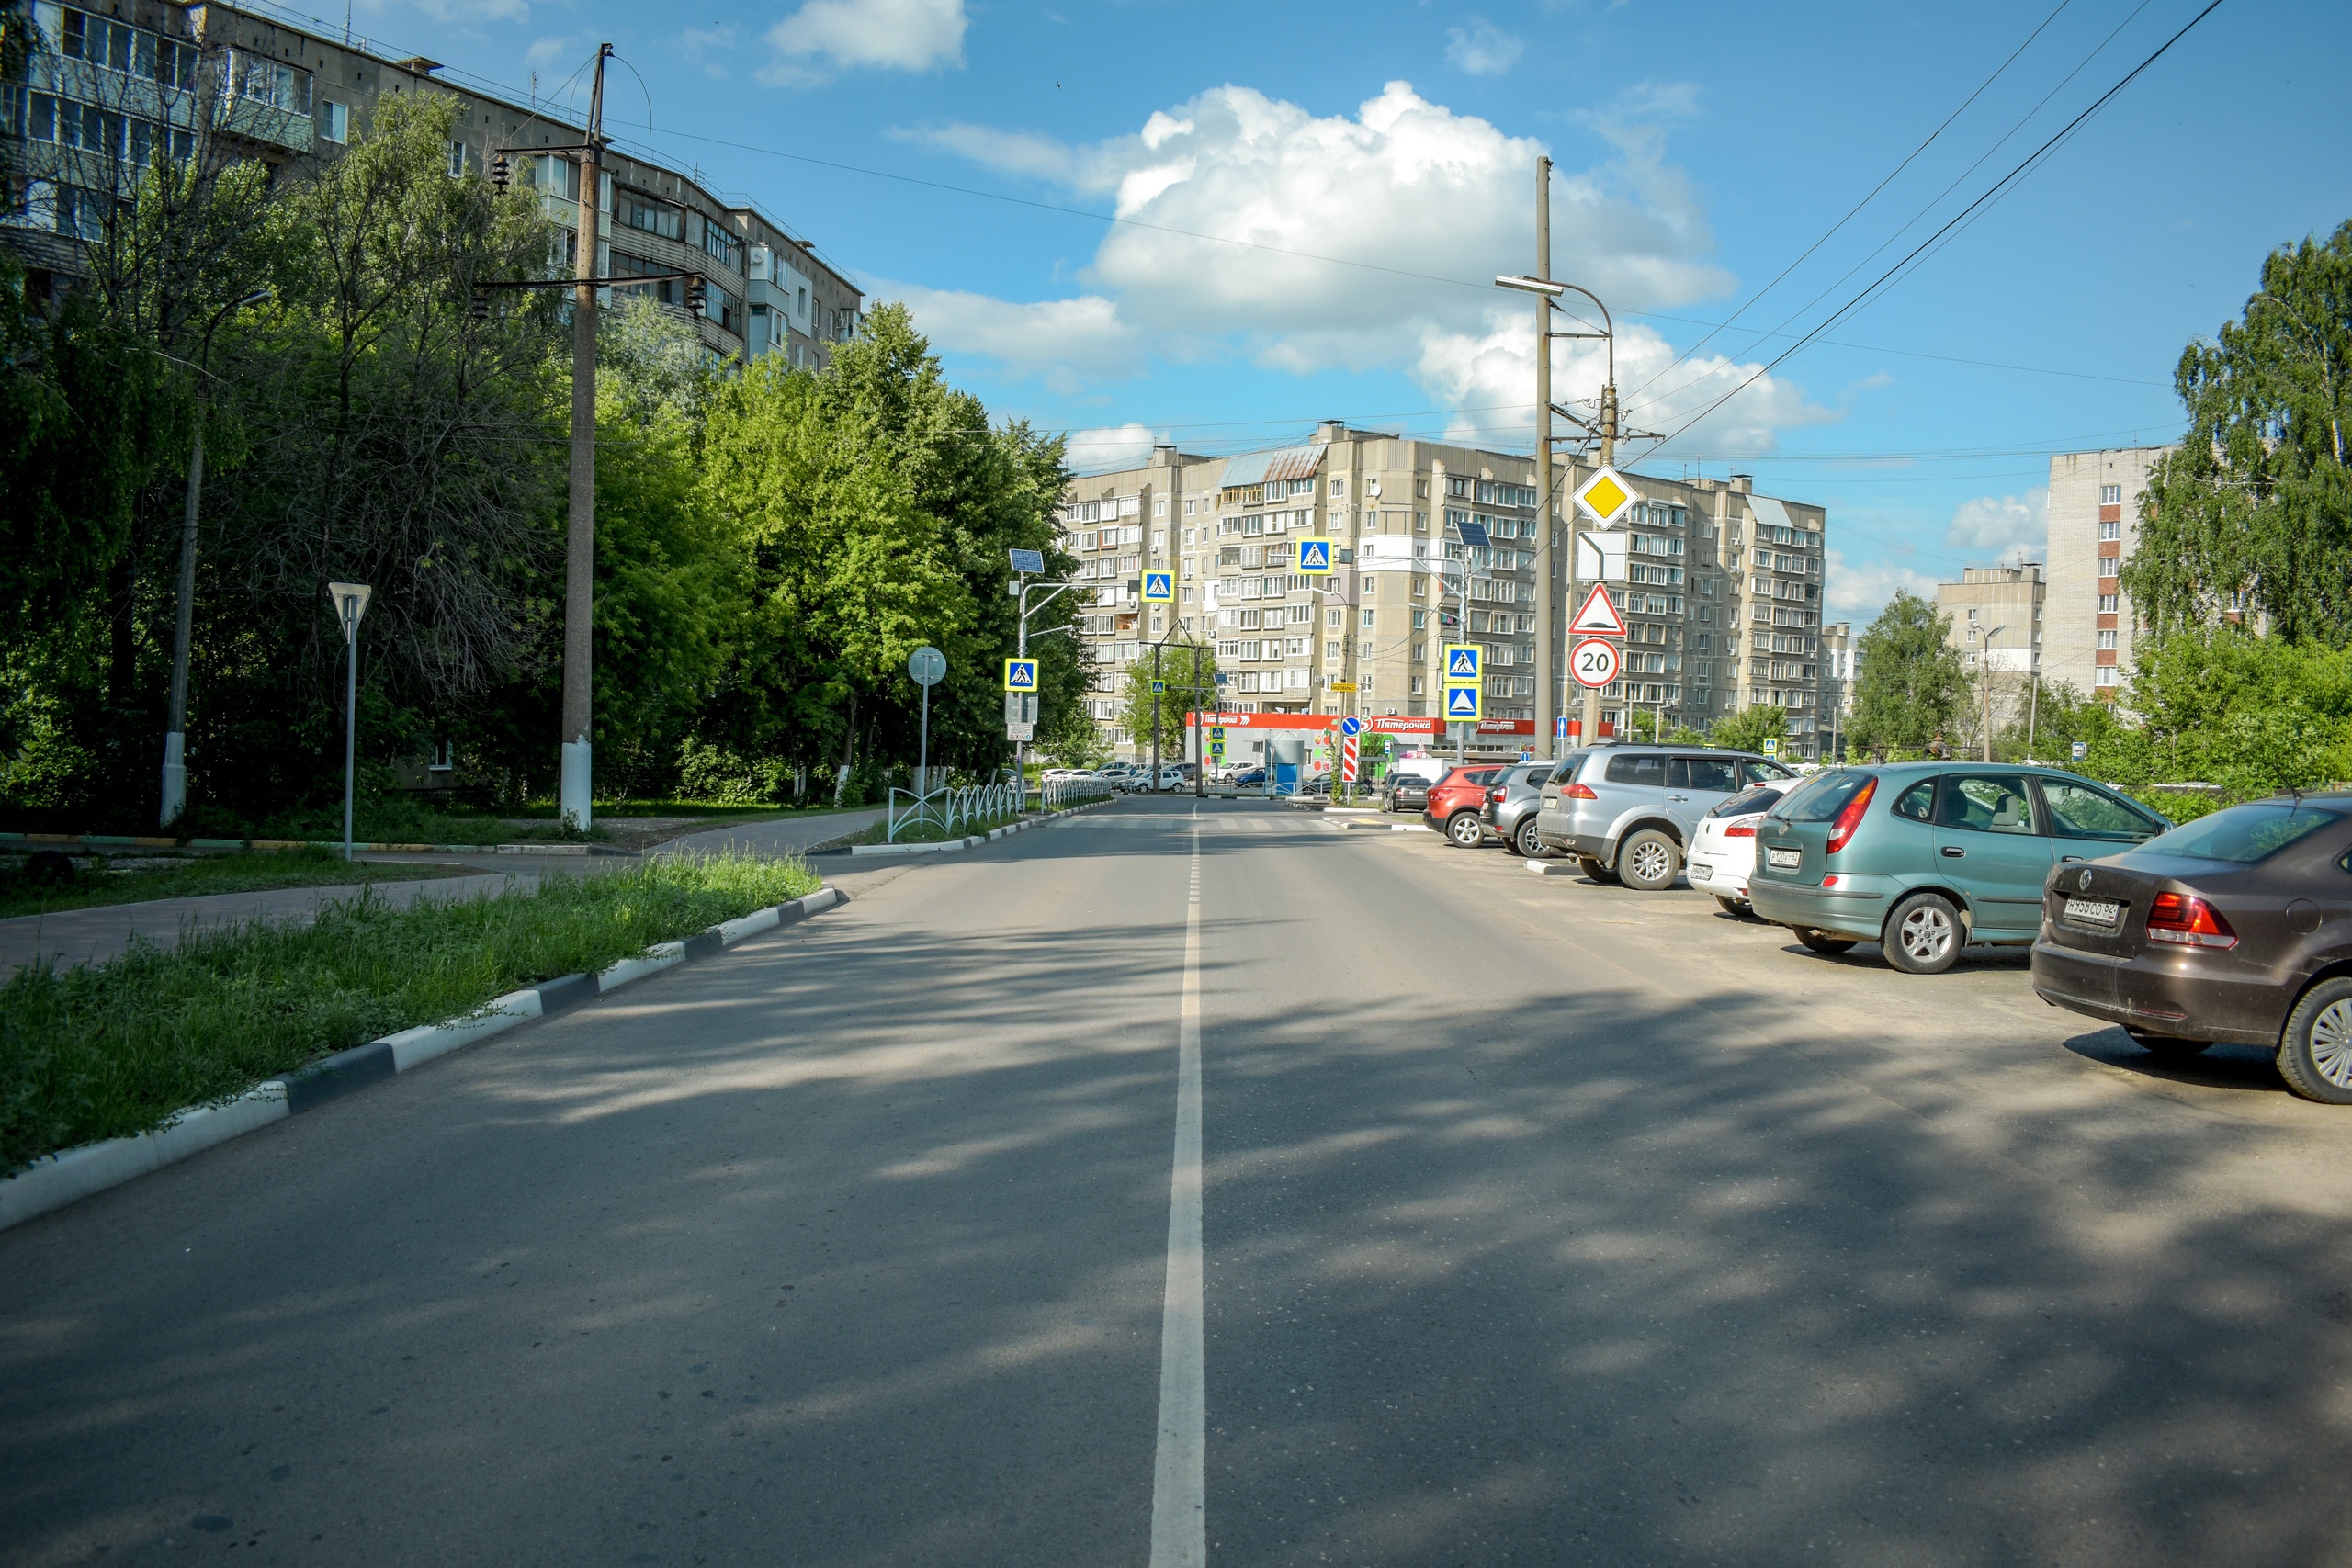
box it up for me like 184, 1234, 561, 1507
559, 43, 611, 832
1532, 154, 1556, 765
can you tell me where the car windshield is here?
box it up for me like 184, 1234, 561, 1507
1770, 769, 1873, 823
2140, 799, 2349, 863
1707, 785, 1783, 819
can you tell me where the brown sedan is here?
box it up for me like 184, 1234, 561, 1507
2031, 794, 2352, 1101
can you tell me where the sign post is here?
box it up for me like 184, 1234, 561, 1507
909, 645, 945, 797
326, 581, 371, 863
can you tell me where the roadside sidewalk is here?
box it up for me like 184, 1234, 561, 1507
656, 807, 887, 859
0, 870, 534, 977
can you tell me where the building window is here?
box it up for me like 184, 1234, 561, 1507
2097, 630, 2118, 649
2096, 667, 2118, 687
2098, 520, 2120, 541
1326, 608, 1342, 628
1360, 609, 1375, 628
322, 100, 350, 143
2098, 593, 2119, 613
2100, 484, 2122, 505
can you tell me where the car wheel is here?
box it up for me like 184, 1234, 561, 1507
1577, 856, 1620, 885
2125, 1026, 2212, 1062
1501, 831, 1523, 856
1446, 811, 1486, 848
1514, 818, 1548, 859
1714, 896, 1747, 917
2276, 978, 2352, 1105
1883, 891, 1963, 975
1795, 928, 1859, 954
1618, 829, 1679, 892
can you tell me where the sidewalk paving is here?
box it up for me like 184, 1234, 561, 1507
0, 868, 534, 978
655, 807, 885, 859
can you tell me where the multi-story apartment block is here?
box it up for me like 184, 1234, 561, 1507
1820, 621, 1859, 760
1937, 564, 2046, 676
1057, 434, 1835, 761
4, 0, 862, 366
2044, 446, 2172, 703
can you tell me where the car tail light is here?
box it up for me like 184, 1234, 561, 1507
1825, 778, 1879, 854
1724, 823, 1757, 838
1559, 782, 1597, 799
2146, 891, 2238, 949
1488, 787, 1508, 803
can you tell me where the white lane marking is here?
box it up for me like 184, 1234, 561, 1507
1150, 813, 1206, 1568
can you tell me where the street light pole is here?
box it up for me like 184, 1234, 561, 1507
326, 582, 372, 862
1532, 155, 1556, 769
559, 43, 612, 833
160, 287, 271, 829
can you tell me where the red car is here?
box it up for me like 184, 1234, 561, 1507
1424, 765, 1507, 848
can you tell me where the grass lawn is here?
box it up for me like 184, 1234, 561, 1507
0, 848, 475, 922
0, 852, 821, 1172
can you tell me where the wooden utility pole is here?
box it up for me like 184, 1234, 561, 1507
560, 44, 611, 830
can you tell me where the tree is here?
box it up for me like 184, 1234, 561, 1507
1707, 703, 1789, 756
1848, 592, 1968, 756
1120, 642, 1221, 758
2130, 221, 2352, 644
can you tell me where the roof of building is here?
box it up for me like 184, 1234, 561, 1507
1217, 444, 1326, 489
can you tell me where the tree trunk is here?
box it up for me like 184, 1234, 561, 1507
833, 691, 857, 807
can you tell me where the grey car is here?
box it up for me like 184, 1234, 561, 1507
1533, 743, 1797, 891
1480, 761, 1557, 858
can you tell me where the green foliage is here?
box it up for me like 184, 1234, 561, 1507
1121, 642, 1221, 757
1706, 704, 1790, 755
2131, 221, 2352, 644
0, 852, 818, 1169
1849, 592, 1969, 756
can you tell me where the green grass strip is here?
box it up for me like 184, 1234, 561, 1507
0, 852, 820, 1173
0, 847, 476, 921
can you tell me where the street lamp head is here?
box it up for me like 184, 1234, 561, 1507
1495, 275, 1566, 298
235, 287, 272, 310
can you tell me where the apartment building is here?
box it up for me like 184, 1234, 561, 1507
1936, 564, 2045, 675
1820, 621, 1859, 760
3, 0, 862, 366
1057, 432, 1834, 761
2044, 446, 2172, 703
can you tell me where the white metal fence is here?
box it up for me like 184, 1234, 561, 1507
1041, 774, 1114, 810
887, 780, 1023, 843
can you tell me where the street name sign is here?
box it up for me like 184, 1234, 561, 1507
1329, 680, 1358, 693
1445, 685, 1483, 721
1142, 570, 1174, 604
1002, 658, 1038, 692
1575, 466, 1639, 527
1569, 582, 1627, 637
1570, 637, 1621, 689
1296, 537, 1334, 574
1443, 645, 1481, 683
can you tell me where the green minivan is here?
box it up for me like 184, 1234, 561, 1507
1747, 763, 2169, 973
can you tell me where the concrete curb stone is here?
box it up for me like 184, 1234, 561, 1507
0, 886, 847, 1234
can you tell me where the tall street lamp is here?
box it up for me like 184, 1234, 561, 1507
159, 285, 272, 829
327, 581, 372, 862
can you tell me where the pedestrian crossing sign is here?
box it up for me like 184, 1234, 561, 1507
1151, 680, 1166, 694
1209, 726, 1226, 740
1445, 685, 1483, 720
1142, 570, 1173, 604
1444, 644, 1481, 683
1297, 538, 1333, 574
1003, 658, 1039, 692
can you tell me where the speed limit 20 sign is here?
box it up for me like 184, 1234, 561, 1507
1570, 637, 1622, 689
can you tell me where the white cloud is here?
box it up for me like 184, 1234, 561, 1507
763, 0, 965, 83
1445, 19, 1523, 76
524, 36, 577, 72
1065, 424, 1161, 473
1826, 548, 1940, 620
1945, 485, 2048, 564
874, 281, 1140, 394
410, 0, 526, 20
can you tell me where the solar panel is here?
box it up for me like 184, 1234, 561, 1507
1009, 548, 1046, 574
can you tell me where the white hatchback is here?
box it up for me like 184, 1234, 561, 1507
1685, 784, 1795, 912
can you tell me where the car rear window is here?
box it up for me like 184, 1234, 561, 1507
1707, 786, 1783, 819
2142, 800, 2348, 863
1771, 769, 1873, 823
1604, 753, 1664, 786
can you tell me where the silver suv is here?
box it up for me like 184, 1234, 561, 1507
1532, 744, 1797, 891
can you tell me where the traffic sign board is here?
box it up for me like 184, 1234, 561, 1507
1150, 680, 1166, 694
1570, 637, 1621, 689
1297, 538, 1334, 573
2070, 740, 2087, 761
1340, 734, 1360, 783
1340, 716, 1363, 736
1208, 726, 1226, 740
1002, 658, 1038, 692
1141, 570, 1173, 604
907, 645, 945, 686
1762, 737, 1781, 758
1328, 680, 1358, 693
1443, 644, 1481, 683
1209, 739, 1226, 756
1569, 582, 1627, 637
1575, 466, 1640, 527
1444, 685, 1483, 721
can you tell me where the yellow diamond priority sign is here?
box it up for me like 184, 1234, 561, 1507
1576, 466, 1639, 528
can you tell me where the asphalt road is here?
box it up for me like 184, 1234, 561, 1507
6, 795, 2352, 1565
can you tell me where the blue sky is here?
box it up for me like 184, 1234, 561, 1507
346, 0, 2351, 620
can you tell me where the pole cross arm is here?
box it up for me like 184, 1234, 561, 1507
476, 271, 706, 292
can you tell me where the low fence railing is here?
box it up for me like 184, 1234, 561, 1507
887, 779, 1023, 843
1041, 774, 1115, 810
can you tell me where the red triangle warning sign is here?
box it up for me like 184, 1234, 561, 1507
1569, 582, 1627, 637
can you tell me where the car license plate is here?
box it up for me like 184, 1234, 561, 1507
1766, 848, 1800, 870
2064, 897, 2120, 927
1690, 863, 1713, 881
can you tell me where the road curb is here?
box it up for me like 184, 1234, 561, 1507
844, 796, 1111, 856
0, 886, 847, 1234
1526, 859, 1580, 875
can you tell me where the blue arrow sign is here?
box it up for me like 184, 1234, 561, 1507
1142, 571, 1173, 603
1445, 685, 1482, 720
1296, 538, 1333, 574
1340, 716, 1363, 737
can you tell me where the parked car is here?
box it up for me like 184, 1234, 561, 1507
1227, 766, 1267, 789
1384, 770, 1436, 814
2032, 794, 2352, 1100
1425, 765, 1508, 847
1479, 762, 1558, 857
1748, 763, 2170, 973
1533, 744, 1796, 890
1685, 784, 1793, 912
